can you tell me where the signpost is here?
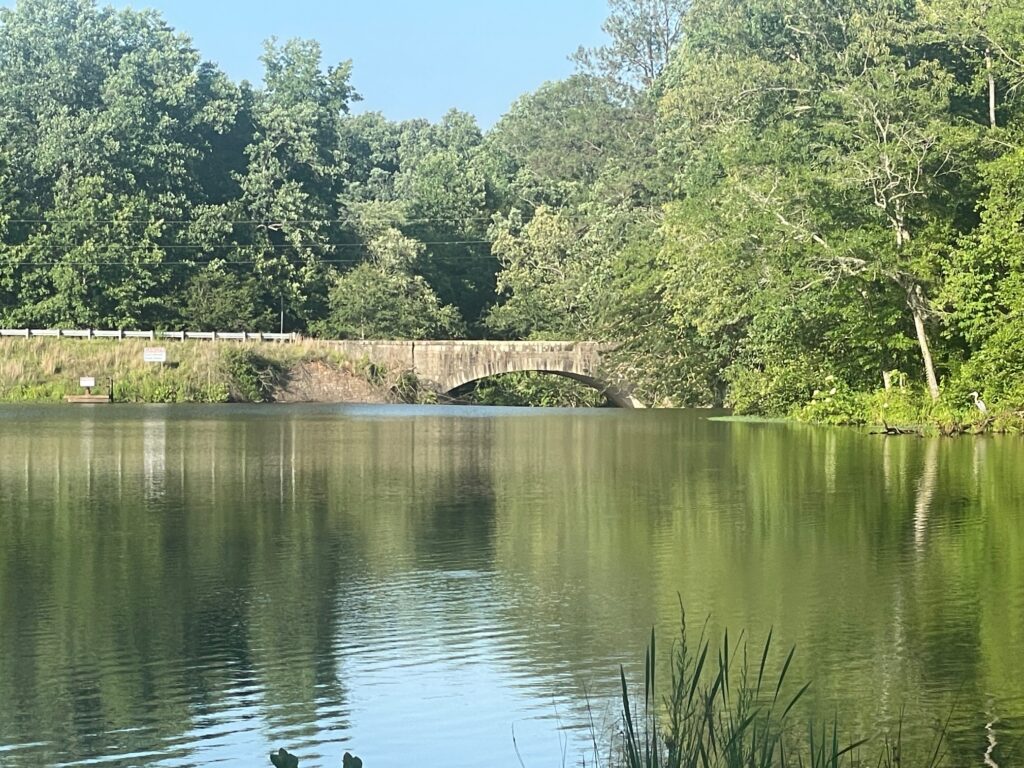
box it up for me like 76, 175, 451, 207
143, 347, 167, 364
67, 375, 110, 403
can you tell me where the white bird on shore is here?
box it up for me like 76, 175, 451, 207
970, 391, 988, 415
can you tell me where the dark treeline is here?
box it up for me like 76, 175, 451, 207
2, 0, 1024, 414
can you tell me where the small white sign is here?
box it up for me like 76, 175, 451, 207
79, 377, 96, 389
144, 347, 167, 363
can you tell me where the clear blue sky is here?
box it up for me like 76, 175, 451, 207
1, 0, 612, 128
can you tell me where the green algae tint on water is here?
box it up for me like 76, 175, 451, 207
0, 404, 1022, 768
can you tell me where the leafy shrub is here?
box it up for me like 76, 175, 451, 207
862, 376, 929, 426
467, 371, 607, 407
946, 320, 1024, 411
725, 356, 822, 416
795, 375, 867, 425
2, 381, 70, 402
114, 370, 184, 403
221, 347, 281, 403
392, 370, 426, 403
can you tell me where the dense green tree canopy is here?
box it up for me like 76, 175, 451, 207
2, 0, 1024, 411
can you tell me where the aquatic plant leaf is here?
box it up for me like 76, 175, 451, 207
270, 747, 299, 768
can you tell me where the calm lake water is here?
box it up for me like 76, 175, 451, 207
0, 405, 1021, 767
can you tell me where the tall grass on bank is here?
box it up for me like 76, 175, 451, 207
611, 615, 948, 768
0, 338, 366, 403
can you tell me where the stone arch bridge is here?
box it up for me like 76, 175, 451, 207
329, 340, 644, 408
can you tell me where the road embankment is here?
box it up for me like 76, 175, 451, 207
0, 338, 396, 404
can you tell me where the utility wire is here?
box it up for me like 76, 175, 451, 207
0, 208, 623, 226
0, 255, 503, 266
0, 259, 371, 267
1, 215, 509, 225
0, 239, 493, 250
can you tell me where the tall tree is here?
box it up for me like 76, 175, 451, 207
393, 110, 496, 327
650, 0, 983, 405
486, 207, 601, 338
317, 225, 464, 340
236, 37, 358, 330
924, 0, 1024, 129
573, 0, 688, 96
0, 0, 240, 327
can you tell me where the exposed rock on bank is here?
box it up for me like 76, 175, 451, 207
273, 360, 391, 404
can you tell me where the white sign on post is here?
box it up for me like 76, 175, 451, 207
79, 376, 96, 389
144, 347, 167, 363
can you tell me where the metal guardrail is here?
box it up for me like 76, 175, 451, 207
0, 329, 300, 343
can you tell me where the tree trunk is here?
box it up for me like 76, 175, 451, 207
891, 219, 938, 400
986, 49, 997, 129
908, 284, 940, 400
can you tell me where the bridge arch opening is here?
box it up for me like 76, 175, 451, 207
443, 369, 643, 409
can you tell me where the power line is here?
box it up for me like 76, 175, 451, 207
0, 239, 493, 250
0, 259, 367, 267
0, 207, 623, 226
0, 254, 504, 267
1, 215, 506, 225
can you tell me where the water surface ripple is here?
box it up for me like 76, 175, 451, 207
0, 405, 1022, 767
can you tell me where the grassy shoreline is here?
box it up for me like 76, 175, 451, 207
3, 338, 1022, 430
0, 338, 394, 404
